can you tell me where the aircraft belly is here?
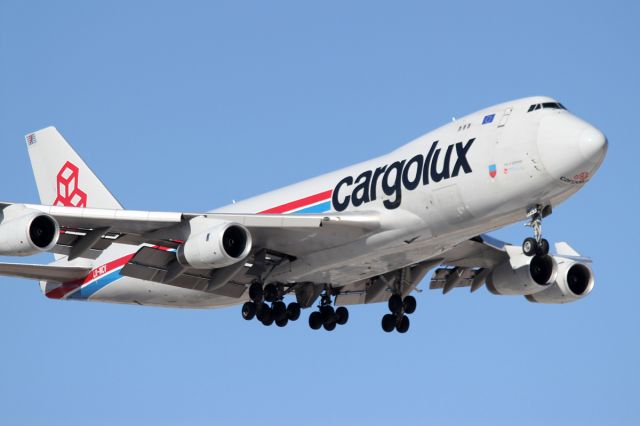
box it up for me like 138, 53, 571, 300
87, 276, 240, 309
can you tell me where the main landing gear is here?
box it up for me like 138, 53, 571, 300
241, 281, 301, 327
381, 293, 416, 334
308, 288, 349, 331
522, 205, 551, 257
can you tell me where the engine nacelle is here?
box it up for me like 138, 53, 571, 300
486, 251, 558, 296
526, 259, 594, 304
176, 221, 252, 269
0, 208, 59, 256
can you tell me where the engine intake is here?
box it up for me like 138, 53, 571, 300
526, 260, 594, 304
0, 208, 59, 256
486, 254, 557, 296
177, 221, 252, 269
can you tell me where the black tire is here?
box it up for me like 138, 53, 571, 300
261, 309, 274, 326
241, 301, 256, 320
323, 320, 336, 331
319, 305, 335, 323
275, 317, 289, 328
272, 301, 287, 321
263, 283, 278, 303
309, 311, 323, 330
382, 314, 396, 333
248, 282, 263, 301
396, 315, 410, 333
537, 238, 550, 255
335, 306, 349, 325
523, 237, 538, 256
256, 302, 271, 322
287, 302, 301, 321
403, 295, 417, 314
388, 294, 403, 314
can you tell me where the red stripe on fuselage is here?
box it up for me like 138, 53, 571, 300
258, 190, 332, 214
45, 191, 331, 300
45, 253, 136, 299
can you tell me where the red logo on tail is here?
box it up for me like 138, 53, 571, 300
54, 161, 87, 207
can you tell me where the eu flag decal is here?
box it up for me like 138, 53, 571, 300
482, 114, 495, 125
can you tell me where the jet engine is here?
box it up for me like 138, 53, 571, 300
525, 259, 594, 304
176, 221, 252, 269
486, 251, 557, 296
0, 209, 60, 256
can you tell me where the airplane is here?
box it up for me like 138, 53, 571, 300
0, 96, 607, 333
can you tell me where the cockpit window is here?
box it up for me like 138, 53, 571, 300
542, 102, 563, 109
527, 102, 566, 112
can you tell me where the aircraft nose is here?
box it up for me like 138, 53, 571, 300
536, 114, 607, 184
579, 125, 607, 167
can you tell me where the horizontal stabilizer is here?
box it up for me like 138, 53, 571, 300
555, 242, 580, 256
0, 262, 90, 283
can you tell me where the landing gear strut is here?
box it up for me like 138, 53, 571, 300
242, 281, 301, 327
308, 288, 349, 331
381, 293, 416, 333
522, 205, 551, 257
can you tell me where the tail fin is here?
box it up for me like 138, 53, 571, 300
25, 127, 123, 209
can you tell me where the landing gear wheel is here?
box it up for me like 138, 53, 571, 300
537, 238, 550, 256
260, 309, 274, 326
275, 317, 289, 327
309, 311, 323, 330
319, 305, 335, 324
382, 314, 396, 333
249, 282, 263, 301
523, 237, 538, 257
335, 306, 349, 325
272, 301, 287, 321
286, 302, 301, 321
403, 295, 417, 314
323, 320, 336, 331
263, 283, 278, 303
388, 294, 403, 314
256, 302, 271, 322
241, 301, 256, 320
396, 315, 410, 333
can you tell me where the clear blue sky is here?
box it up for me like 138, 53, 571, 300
0, 1, 638, 425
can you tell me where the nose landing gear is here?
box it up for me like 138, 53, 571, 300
522, 205, 551, 256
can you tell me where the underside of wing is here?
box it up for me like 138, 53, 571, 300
427, 235, 509, 294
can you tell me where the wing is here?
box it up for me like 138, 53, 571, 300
331, 235, 509, 306
426, 235, 509, 294
0, 262, 90, 282
0, 202, 380, 259
0, 202, 381, 294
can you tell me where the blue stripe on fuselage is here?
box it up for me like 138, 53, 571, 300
67, 268, 124, 300
292, 201, 331, 214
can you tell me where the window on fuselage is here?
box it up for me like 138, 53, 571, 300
542, 102, 563, 109
528, 102, 567, 112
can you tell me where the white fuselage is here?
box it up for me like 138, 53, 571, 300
44, 96, 607, 308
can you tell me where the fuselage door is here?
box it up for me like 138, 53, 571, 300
497, 107, 513, 128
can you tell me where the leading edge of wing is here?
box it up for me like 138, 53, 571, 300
197, 211, 381, 232
1, 202, 380, 233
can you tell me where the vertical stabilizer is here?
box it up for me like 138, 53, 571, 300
25, 127, 123, 209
